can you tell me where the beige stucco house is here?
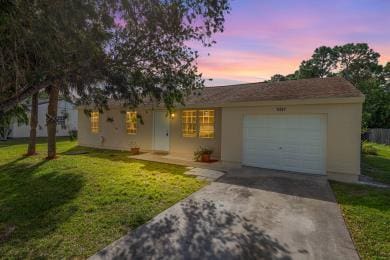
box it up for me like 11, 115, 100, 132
78, 77, 364, 183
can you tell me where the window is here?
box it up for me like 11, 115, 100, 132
90, 112, 99, 133
182, 110, 197, 137
126, 111, 137, 134
199, 110, 214, 138
57, 116, 66, 129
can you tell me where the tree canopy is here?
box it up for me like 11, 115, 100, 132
0, 104, 28, 140
268, 43, 389, 129
0, 0, 230, 112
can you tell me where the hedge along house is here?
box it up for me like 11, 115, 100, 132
78, 77, 364, 183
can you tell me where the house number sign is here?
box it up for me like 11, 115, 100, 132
276, 107, 287, 112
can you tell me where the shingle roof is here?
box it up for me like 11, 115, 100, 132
184, 77, 363, 106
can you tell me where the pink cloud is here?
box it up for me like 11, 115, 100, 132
198, 50, 302, 82
193, 1, 390, 82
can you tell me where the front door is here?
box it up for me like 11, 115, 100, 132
153, 111, 170, 152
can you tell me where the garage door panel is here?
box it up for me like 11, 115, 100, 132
305, 119, 322, 129
301, 145, 322, 155
304, 162, 323, 170
280, 150, 302, 160
244, 149, 279, 159
281, 144, 302, 152
243, 115, 326, 175
285, 129, 302, 140
300, 130, 322, 139
244, 140, 276, 150
244, 116, 266, 127
244, 154, 279, 168
246, 128, 269, 139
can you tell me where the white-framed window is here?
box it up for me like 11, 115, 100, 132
90, 111, 99, 133
199, 110, 215, 138
126, 111, 137, 134
57, 116, 66, 128
182, 110, 197, 137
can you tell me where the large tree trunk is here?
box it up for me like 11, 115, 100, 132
26, 93, 39, 155
46, 84, 59, 159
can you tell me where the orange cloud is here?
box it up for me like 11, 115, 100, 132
198, 50, 302, 82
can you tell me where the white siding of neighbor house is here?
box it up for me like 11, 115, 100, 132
10, 100, 78, 138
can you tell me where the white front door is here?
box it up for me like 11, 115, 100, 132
242, 115, 326, 174
153, 111, 170, 152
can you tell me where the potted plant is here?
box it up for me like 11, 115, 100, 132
130, 141, 140, 155
194, 146, 213, 162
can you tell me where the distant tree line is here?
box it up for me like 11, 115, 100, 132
268, 43, 390, 129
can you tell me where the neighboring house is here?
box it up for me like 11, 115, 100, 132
11, 99, 78, 138
78, 77, 364, 183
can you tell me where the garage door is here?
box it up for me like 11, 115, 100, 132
243, 115, 326, 174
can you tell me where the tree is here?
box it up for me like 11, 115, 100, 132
358, 79, 390, 129
383, 62, 390, 80
26, 93, 38, 155
1, 0, 230, 159
267, 43, 388, 129
334, 43, 381, 84
269, 74, 287, 82
47, 86, 59, 158
298, 46, 337, 79
0, 105, 28, 141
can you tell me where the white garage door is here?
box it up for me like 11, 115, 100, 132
243, 115, 326, 174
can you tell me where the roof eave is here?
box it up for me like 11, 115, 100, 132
216, 96, 365, 108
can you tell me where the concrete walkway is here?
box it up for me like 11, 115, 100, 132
90, 167, 358, 260
184, 167, 225, 181
129, 152, 240, 172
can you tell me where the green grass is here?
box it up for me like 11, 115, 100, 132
0, 138, 206, 259
331, 182, 390, 259
331, 142, 390, 259
362, 142, 390, 184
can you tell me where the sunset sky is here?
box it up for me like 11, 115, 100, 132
198, 0, 390, 86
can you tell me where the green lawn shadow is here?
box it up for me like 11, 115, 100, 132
362, 154, 390, 185
0, 158, 85, 248
60, 146, 190, 176
330, 181, 390, 211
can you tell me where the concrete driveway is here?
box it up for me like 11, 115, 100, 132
90, 167, 358, 260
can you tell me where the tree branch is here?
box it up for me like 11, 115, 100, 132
0, 82, 51, 112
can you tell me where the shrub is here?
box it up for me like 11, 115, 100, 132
193, 146, 213, 161
362, 142, 378, 155
68, 130, 78, 141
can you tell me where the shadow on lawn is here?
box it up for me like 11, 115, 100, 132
362, 154, 390, 185
95, 199, 291, 260
61, 146, 190, 176
0, 137, 70, 148
330, 181, 390, 211
0, 157, 85, 246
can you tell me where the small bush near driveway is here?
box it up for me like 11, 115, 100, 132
362, 142, 378, 155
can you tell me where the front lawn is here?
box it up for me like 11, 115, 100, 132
0, 138, 206, 259
362, 142, 390, 184
331, 182, 389, 259
331, 142, 390, 259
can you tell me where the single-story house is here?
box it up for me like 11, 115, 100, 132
78, 77, 364, 183
11, 99, 78, 138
